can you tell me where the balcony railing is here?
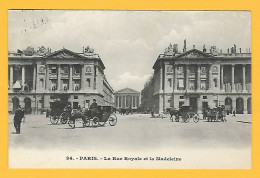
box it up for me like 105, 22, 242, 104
223, 83, 232, 92
235, 83, 243, 92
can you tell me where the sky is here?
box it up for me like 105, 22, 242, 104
8, 10, 251, 91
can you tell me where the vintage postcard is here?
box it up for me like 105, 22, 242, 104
8, 10, 251, 169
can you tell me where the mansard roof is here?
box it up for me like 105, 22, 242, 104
115, 87, 140, 94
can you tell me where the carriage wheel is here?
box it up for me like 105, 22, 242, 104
98, 121, 106, 126
109, 114, 117, 126
92, 117, 99, 127
50, 116, 59, 125
84, 118, 90, 127
193, 114, 199, 123
60, 112, 69, 124
184, 113, 190, 123
68, 119, 75, 129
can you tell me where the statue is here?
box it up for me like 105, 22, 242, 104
183, 39, 186, 52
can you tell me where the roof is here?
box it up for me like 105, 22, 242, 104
115, 87, 140, 94
43, 48, 85, 59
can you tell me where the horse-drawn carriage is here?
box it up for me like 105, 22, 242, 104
48, 100, 70, 125
67, 105, 117, 128
205, 105, 226, 122
168, 105, 200, 123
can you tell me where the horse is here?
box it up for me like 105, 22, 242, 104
166, 108, 181, 122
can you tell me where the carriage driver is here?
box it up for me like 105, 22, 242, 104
88, 99, 100, 118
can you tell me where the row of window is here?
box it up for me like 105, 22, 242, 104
49, 66, 92, 75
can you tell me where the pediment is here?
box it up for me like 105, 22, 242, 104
44, 48, 84, 59
115, 88, 140, 94
176, 49, 213, 58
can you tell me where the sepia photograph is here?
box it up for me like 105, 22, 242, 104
8, 10, 251, 168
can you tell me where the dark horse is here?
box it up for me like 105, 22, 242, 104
166, 108, 181, 122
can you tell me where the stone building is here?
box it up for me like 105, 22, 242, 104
141, 42, 251, 114
114, 88, 140, 110
8, 47, 114, 114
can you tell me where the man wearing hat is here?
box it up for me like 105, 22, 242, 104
13, 105, 25, 134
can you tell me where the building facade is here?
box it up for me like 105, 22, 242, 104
8, 47, 114, 114
141, 43, 251, 114
114, 88, 140, 110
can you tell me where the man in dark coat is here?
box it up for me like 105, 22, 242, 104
89, 99, 99, 117
13, 105, 25, 134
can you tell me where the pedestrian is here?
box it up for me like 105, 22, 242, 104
13, 105, 25, 134
232, 109, 236, 117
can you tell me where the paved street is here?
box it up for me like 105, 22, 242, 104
8, 113, 251, 168
9, 113, 251, 151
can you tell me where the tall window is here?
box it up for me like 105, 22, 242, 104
168, 78, 172, 87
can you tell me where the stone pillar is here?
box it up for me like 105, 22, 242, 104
33, 65, 36, 91
232, 64, 235, 92
160, 67, 163, 91
125, 96, 127, 107
243, 99, 248, 114
197, 96, 202, 114
81, 65, 86, 91
243, 65, 246, 92
221, 65, 224, 91
10, 65, 13, 90
22, 65, 25, 89
217, 65, 221, 91
232, 99, 236, 112
46, 65, 49, 90
57, 65, 61, 91
186, 65, 189, 90
174, 65, 178, 90
208, 64, 212, 90
69, 65, 73, 91
197, 65, 200, 91
132, 96, 134, 108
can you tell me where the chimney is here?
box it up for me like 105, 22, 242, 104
173, 44, 178, 52
227, 48, 229, 54
193, 45, 195, 49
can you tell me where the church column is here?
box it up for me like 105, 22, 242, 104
69, 65, 73, 91
57, 65, 61, 91
197, 65, 200, 91
22, 65, 25, 89
186, 65, 189, 90
10, 65, 13, 90
232, 64, 235, 92
243, 64, 246, 92
33, 65, 36, 91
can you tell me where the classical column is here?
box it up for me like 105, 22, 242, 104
243, 99, 248, 114
243, 65, 246, 92
208, 64, 212, 90
81, 65, 86, 91
186, 65, 189, 90
10, 65, 13, 90
132, 96, 134, 108
46, 65, 50, 90
232, 64, 235, 92
221, 65, 224, 91
57, 65, 61, 91
197, 65, 200, 91
217, 66, 221, 91
160, 67, 163, 91
22, 65, 25, 89
124, 96, 127, 107
117, 96, 120, 108
69, 65, 73, 91
174, 65, 178, 90
33, 65, 36, 91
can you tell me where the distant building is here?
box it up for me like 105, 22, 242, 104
8, 47, 114, 114
114, 88, 140, 110
141, 42, 251, 114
